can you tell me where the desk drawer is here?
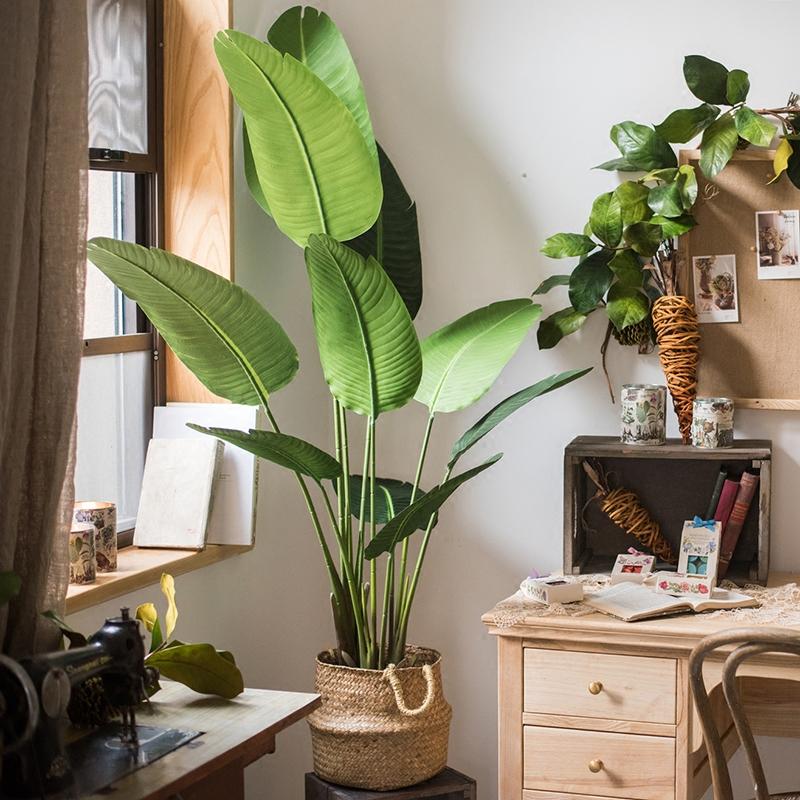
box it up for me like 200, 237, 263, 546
524, 726, 675, 800
524, 648, 676, 723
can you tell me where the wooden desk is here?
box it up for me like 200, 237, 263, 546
483, 574, 800, 800
83, 682, 319, 800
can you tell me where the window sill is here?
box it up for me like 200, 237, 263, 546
65, 544, 252, 615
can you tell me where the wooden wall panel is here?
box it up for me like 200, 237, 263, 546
163, 0, 233, 402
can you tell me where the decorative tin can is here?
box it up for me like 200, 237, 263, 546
69, 522, 96, 585
691, 397, 734, 448
74, 501, 117, 572
620, 384, 667, 446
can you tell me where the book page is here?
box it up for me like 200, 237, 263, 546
585, 583, 685, 621
688, 587, 758, 612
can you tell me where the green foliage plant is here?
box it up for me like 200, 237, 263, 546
87, 7, 591, 670
536, 54, 800, 378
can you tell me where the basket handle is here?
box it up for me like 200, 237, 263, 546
382, 663, 436, 717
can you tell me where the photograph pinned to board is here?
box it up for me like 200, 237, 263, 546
692, 254, 739, 323
756, 209, 800, 279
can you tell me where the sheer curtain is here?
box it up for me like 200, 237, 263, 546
0, 1, 88, 655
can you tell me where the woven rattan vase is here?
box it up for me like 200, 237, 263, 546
308, 646, 452, 790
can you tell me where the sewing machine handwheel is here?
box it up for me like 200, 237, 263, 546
0, 655, 39, 754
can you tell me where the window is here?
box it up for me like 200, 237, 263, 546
76, 0, 163, 539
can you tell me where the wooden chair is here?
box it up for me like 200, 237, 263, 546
689, 627, 800, 800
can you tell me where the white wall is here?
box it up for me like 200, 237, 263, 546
71, 1, 800, 797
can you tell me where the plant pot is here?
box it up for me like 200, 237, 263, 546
308, 646, 452, 790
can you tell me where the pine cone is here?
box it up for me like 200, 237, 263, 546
67, 676, 119, 728
611, 318, 653, 348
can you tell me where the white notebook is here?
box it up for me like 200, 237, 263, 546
134, 438, 224, 550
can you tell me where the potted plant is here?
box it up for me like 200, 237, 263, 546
87, 6, 590, 790
535, 54, 800, 440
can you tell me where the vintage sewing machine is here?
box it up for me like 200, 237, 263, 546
0, 608, 197, 799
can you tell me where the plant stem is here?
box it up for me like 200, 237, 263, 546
368, 416, 377, 665
338, 401, 352, 562
355, 422, 372, 587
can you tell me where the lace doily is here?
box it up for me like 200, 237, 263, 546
489, 577, 800, 629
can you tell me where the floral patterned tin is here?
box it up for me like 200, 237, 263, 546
74, 501, 117, 572
69, 522, 96, 585
691, 397, 734, 449
620, 384, 667, 446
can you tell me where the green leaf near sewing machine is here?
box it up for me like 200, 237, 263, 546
146, 642, 244, 699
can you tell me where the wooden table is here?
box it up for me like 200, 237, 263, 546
483, 573, 800, 800
83, 682, 319, 800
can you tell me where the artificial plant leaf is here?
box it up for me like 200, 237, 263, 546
305, 235, 421, 416
593, 157, 641, 172
568, 250, 613, 314
448, 368, 592, 467
160, 573, 178, 640
651, 214, 697, 237
146, 643, 244, 699
414, 299, 540, 414
726, 69, 750, 105
136, 603, 163, 652
532, 275, 570, 295
699, 114, 739, 177
540, 233, 596, 259
346, 144, 422, 318
214, 30, 381, 246
735, 107, 775, 148
624, 222, 664, 257
678, 164, 699, 208
364, 455, 502, 559
647, 181, 684, 218
242, 122, 271, 216
41, 610, 87, 649
615, 181, 651, 226
537, 308, 589, 349
267, 6, 377, 160
0, 572, 21, 608
86, 238, 297, 405
606, 284, 649, 331
610, 121, 677, 170
346, 475, 426, 525
786, 147, 800, 190
655, 104, 719, 143
188, 425, 340, 481
683, 55, 730, 105
609, 250, 643, 288
641, 168, 679, 183
590, 192, 623, 247
770, 138, 794, 184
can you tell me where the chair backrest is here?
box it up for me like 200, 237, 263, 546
688, 627, 800, 800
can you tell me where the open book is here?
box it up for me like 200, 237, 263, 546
585, 582, 758, 622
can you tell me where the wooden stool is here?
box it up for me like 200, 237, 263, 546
305, 768, 476, 799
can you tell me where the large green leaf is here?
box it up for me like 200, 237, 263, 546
187, 425, 340, 482
345, 476, 426, 525
86, 238, 297, 404
615, 181, 651, 226
537, 308, 588, 349
540, 233, 596, 258
532, 274, 570, 295
624, 222, 664, 257
414, 299, 540, 414
267, 6, 376, 160
568, 250, 613, 313
610, 121, 677, 170
242, 122, 271, 217
726, 69, 750, 105
305, 234, 421, 416
147, 643, 244, 699
678, 164, 699, 208
594, 156, 641, 172
590, 192, 623, 247
655, 104, 719, 143
214, 30, 381, 246
448, 368, 592, 467
364, 455, 502, 559
347, 144, 422, 318
699, 114, 739, 178
735, 107, 775, 148
651, 214, 697, 237
607, 285, 649, 330
684, 55, 729, 105
647, 181, 684, 218
609, 249, 644, 288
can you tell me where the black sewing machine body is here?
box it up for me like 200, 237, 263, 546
0, 608, 155, 798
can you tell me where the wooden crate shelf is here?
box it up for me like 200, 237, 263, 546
563, 436, 771, 585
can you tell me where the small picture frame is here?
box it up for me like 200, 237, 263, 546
653, 571, 713, 598
756, 209, 800, 280
520, 576, 584, 605
692, 255, 739, 323
611, 552, 655, 584
677, 519, 722, 585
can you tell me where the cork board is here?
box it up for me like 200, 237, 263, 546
678, 149, 800, 409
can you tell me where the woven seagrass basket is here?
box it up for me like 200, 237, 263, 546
308, 646, 452, 790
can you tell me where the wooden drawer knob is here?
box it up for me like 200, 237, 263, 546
588, 681, 603, 695
588, 759, 604, 773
